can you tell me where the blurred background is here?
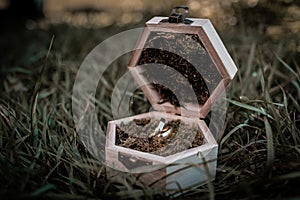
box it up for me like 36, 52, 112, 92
1, 0, 299, 99
0, 0, 299, 66
1, 0, 299, 32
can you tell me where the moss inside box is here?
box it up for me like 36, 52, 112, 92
115, 118, 205, 157
137, 32, 222, 107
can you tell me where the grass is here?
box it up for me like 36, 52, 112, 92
0, 1, 300, 199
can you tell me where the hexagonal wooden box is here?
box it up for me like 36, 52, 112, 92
106, 111, 218, 191
105, 16, 237, 193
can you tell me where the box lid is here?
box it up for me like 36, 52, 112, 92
128, 10, 237, 118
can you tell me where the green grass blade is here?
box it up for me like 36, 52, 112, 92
275, 53, 300, 83
227, 99, 274, 119
32, 184, 56, 196
264, 117, 275, 171
221, 123, 250, 146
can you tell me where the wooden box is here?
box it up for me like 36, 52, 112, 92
105, 12, 237, 193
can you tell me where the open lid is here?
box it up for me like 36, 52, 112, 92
128, 7, 237, 118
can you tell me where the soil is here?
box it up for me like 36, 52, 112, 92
137, 32, 222, 107
115, 117, 205, 156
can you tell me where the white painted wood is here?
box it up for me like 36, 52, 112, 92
105, 15, 238, 193
146, 17, 238, 80
128, 17, 238, 119
146, 16, 167, 24
166, 145, 218, 191
105, 111, 218, 192
201, 20, 238, 79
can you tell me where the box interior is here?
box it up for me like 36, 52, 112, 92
113, 112, 209, 157
136, 31, 222, 110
